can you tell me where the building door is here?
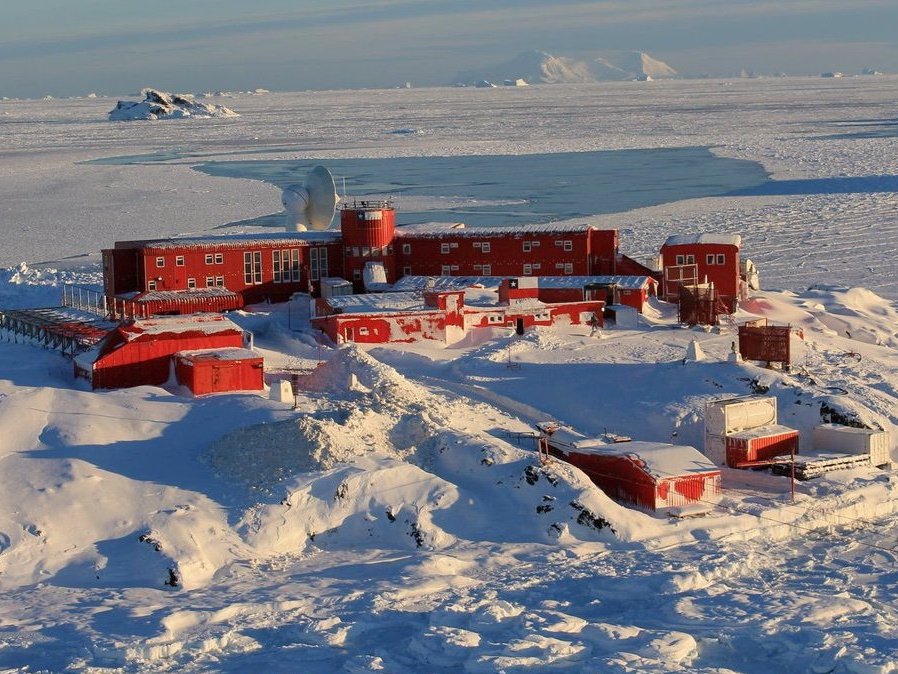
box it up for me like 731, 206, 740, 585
515, 318, 525, 335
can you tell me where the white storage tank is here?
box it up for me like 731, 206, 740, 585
813, 424, 891, 468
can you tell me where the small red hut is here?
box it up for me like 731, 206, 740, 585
174, 348, 264, 395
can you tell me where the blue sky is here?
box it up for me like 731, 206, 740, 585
1, 0, 896, 97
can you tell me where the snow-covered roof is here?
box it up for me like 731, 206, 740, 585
726, 424, 798, 441
391, 276, 501, 292
619, 441, 720, 480
663, 233, 742, 248
538, 276, 656, 290
120, 313, 243, 340
122, 231, 341, 251
395, 221, 597, 238
543, 425, 718, 479
133, 288, 240, 302
324, 292, 434, 314
176, 347, 260, 363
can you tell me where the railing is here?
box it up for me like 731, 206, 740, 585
62, 283, 107, 316
62, 283, 146, 322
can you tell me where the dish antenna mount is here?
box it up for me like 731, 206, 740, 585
281, 165, 339, 231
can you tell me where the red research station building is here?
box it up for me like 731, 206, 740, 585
659, 234, 742, 312
102, 201, 652, 315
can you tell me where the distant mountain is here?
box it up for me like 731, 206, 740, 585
591, 51, 677, 81
454, 50, 677, 86
455, 50, 594, 86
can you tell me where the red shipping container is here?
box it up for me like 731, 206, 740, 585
726, 425, 799, 467
175, 348, 264, 395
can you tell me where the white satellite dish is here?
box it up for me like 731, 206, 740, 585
281, 165, 339, 231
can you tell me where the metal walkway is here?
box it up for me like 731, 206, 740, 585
0, 306, 117, 358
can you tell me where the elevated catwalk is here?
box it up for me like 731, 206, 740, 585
0, 307, 116, 357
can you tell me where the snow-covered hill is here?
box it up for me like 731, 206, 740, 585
3, 267, 898, 670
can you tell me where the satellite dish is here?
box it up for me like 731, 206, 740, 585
281, 165, 339, 231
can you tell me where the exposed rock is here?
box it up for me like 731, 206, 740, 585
109, 88, 239, 121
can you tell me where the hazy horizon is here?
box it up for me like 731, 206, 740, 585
1, 0, 897, 98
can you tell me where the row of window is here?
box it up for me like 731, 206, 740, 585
438, 240, 574, 254
148, 276, 225, 291
674, 253, 727, 266
345, 245, 394, 258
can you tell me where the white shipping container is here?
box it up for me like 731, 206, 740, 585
813, 424, 891, 467
704, 396, 779, 465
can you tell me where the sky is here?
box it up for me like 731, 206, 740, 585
1, 0, 897, 97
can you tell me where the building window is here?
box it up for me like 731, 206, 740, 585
358, 327, 369, 336
523, 264, 533, 275
147, 280, 156, 291
353, 269, 362, 281
205, 254, 214, 265
563, 240, 573, 252
386, 245, 393, 255
482, 264, 492, 275
564, 263, 573, 274
442, 265, 452, 276
310, 248, 319, 281
273, 250, 282, 283
523, 241, 531, 253
531, 241, 540, 247
216, 276, 224, 287
187, 277, 196, 289
706, 254, 715, 265
555, 263, 565, 269
345, 246, 352, 255
716, 254, 725, 265
215, 253, 223, 265
244, 251, 262, 285
175, 255, 184, 267
532, 263, 541, 270
451, 265, 459, 271
402, 243, 411, 255
441, 243, 450, 254
291, 249, 301, 281
155, 257, 165, 268
206, 276, 214, 287
352, 247, 360, 257
686, 255, 695, 265
403, 266, 412, 276
372, 246, 380, 258
481, 242, 491, 253
675, 254, 685, 265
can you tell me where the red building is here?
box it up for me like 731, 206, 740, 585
103, 232, 341, 312
74, 314, 250, 389
102, 201, 653, 315
312, 284, 603, 344
660, 234, 742, 313
174, 348, 264, 395
540, 425, 721, 512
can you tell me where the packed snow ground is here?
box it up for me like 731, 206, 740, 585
2, 78, 898, 671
